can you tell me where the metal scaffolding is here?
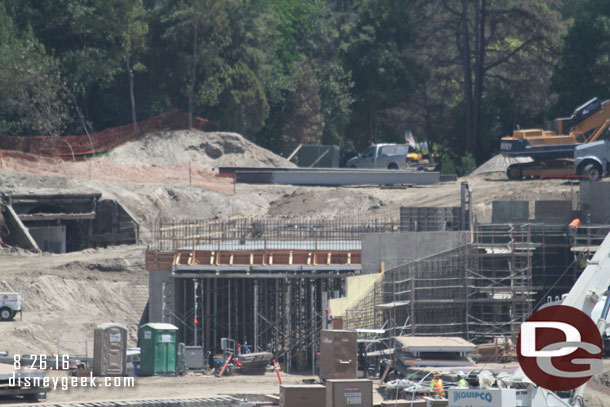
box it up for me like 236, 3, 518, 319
164, 275, 344, 372
342, 222, 576, 344
467, 224, 534, 342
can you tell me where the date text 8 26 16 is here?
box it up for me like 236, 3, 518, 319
13, 354, 70, 370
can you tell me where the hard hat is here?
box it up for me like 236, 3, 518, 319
458, 371, 465, 377
434, 372, 442, 377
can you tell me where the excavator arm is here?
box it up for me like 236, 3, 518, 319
585, 119, 610, 144
570, 100, 610, 142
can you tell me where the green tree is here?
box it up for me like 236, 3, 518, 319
219, 62, 269, 136
120, 0, 148, 134
439, 0, 563, 159
393, 0, 564, 163
316, 63, 354, 146
158, 0, 236, 127
343, 0, 422, 148
281, 59, 325, 154
0, 4, 68, 136
8, 0, 146, 132
552, 0, 610, 115
250, 0, 333, 151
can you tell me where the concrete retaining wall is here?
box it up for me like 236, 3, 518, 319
148, 270, 173, 323
534, 200, 574, 224
491, 200, 529, 223
580, 181, 610, 223
360, 231, 470, 274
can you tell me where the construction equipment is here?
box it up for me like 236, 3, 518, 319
0, 292, 21, 321
233, 352, 273, 375
573, 132, 610, 180
346, 143, 423, 170
449, 231, 610, 406
501, 97, 610, 179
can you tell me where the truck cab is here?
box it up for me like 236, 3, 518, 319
574, 128, 610, 181
347, 144, 419, 169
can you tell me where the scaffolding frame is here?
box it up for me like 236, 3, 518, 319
343, 222, 576, 344
163, 275, 346, 373
467, 223, 535, 343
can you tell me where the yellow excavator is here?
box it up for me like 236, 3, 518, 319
500, 97, 610, 179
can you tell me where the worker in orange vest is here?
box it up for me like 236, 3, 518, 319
430, 372, 445, 399
569, 218, 581, 228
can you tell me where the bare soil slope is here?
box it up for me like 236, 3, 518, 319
102, 130, 295, 169
0, 246, 147, 355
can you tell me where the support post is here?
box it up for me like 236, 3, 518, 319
254, 280, 259, 351
213, 279, 218, 351
311, 280, 315, 376
206, 278, 211, 354
193, 279, 199, 346
200, 279, 205, 354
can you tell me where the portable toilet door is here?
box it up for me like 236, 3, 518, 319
155, 330, 177, 375
139, 323, 178, 376
93, 323, 128, 376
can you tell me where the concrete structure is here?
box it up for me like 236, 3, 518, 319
0, 204, 39, 252
534, 200, 574, 224
580, 181, 610, 223
491, 200, 529, 223
1, 192, 139, 252
297, 144, 340, 168
220, 167, 441, 186
344, 222, 575, 343
360, 232, 470, 274
29, 225, 66, 253
146, 190, 582, 372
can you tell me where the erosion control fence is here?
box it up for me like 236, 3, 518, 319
0, 109, 218, 157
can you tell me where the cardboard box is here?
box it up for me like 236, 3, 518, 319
326, 379, 373, 407
280, 384, 326, 407
319, 329, 357, 380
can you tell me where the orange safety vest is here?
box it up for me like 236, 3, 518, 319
430, 378, 445, 398
569, 218, 581, 228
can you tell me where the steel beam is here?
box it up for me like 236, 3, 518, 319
231, 168, 440, 185
173, 264, 360, 272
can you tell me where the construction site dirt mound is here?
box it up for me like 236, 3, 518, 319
0, 246, 147, 355
470, 154, 533, 177
102, 130, 295, 169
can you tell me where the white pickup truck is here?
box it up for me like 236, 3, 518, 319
0, 292, 21, 321
346, 143, 421, 169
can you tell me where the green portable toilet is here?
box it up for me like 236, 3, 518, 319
138, 323, 178, 376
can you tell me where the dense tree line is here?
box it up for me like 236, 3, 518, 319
1, 0, 609, 168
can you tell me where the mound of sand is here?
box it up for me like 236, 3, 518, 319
470, 154, 533, 176
103, 130, 295, 169
0, 246, 147, 355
